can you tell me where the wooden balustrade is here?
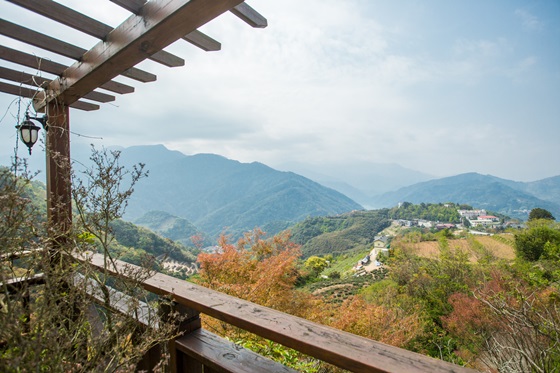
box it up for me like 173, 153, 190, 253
2, 249, 476, 372
76, 252, 476, 373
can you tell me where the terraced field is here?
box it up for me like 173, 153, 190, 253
403, 234, 516, 262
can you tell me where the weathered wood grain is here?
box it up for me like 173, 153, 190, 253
176, 329, 298, 373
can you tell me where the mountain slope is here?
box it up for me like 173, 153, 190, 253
370, 173, 560, 220
290, 209, 391, 258
119, 145, 363, 239
133, 210, 208, 247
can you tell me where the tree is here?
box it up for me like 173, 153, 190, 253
515, 221, 560, 261
196, 229, 322, 371
443, 271, 560, 372
1, 147, 179, 372
305, 256, 329, 276
329, 295, 425, 349
529, 208, 555, 221
197, 228, 310, 315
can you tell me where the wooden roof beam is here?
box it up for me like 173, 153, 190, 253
110, 0, 222, 52
182, 30, 221, 52
0, 66, 115, 103
231, 3, 268, 28
0, 19, 156, 83
0, 81, 99, 111
5, 0, 185, 68
0, 45, 134, 95
36, 0, 248, 110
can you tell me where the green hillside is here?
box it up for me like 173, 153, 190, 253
134, 210, 209, 247
1, 165, 197, 266
109, 219, 198, 265
290, 209, 391, 258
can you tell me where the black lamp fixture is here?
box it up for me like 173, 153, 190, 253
16, 112, 48, 155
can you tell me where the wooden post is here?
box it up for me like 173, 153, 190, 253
135, 302, 201, 372
45, 102, 72, 263
169, 304, 202, 373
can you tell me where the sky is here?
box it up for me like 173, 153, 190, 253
1, 0, 559, 183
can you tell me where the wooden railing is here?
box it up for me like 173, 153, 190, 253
2, 249, 476, 372
79, 253, 476, 373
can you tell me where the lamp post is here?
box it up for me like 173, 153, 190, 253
16, 112, 48, 155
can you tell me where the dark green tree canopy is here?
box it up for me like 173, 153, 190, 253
529, 208, 555, 221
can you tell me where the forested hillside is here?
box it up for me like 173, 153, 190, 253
1, 164, 198, 267
134, 210, 209, 247
109, 219, 198, 265
290, 209, 391, 258
289, 203, 470, 258
387, 202, 464, 223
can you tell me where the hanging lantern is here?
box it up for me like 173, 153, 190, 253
16, 113, 47, 155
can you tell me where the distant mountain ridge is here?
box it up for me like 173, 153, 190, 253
369, 172, 560, 220
118, 145, 362, 239
275, 160, 434, 207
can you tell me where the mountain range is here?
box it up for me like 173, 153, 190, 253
7, 144, 558, 242
115, 145, 362, 239
369, 173, 560, 220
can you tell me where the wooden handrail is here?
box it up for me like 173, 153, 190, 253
77, 252, 476, 373
0, 248, 44, 262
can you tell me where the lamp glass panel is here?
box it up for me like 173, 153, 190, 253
21, 127, 32, 143
30, 128, 38, 144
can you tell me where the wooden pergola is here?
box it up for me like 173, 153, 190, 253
0, 0, 267, 239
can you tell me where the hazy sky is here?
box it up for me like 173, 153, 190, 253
1, 0, 559, 182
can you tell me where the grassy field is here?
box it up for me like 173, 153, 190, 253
323, 249, 370, 277
402, 233, 516, 262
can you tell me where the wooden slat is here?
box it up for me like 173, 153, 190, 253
1, 273, 46, 293
82, 253, 476, 373
0, 66, 115, 103
0, 46, 134, 95
0, 19, 156, 83
183, 30, 221, 52
73, 273, 156, 327
111, 0, 222, 52
98, 80, 134, 95
67, 100, 100, 111
0, 248, 44, 262
176, 329, 298, 373
0, 81, 99, 111
231, 3, 268, 28
0, 45, 66, 75
0, 66, 49, 88
0, 81, 39, 99
36, 0, 246, 109
110, 0, 151, 13
82, 90, 116, 103
5, 0, 184, 68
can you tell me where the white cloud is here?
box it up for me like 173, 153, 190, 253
1, 0, 559, 183
515, 9, 544, 32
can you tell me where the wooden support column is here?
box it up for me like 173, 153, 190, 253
135, 301, 202, 372
45, 102, 72, 260
170, 304, 202, 373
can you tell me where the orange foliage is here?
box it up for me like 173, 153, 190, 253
329, 295, 425, 348
197, 229, 312, 317
442, 293, 491, 342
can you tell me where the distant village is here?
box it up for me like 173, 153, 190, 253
354, 208, 524, 274
395, 208, 523, 230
